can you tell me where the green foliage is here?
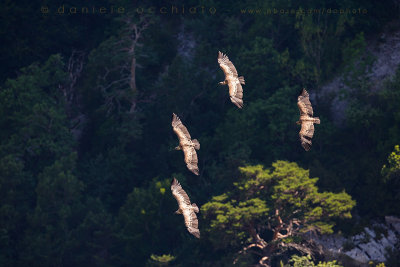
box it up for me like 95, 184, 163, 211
212, 85, 300, 175
22, 153, 84, 266
115, 178, 181, 266
381, 145, 400, 180
238, 36, 282, 99
0, 0, 110, 83
1, 0, 399, 266
0, 154, 31, 264
202, 194, 269, 248
67, 199, 115, 266
284, 254, 343, 267
202, 161, 355, 264
149, 254, 175, 266
0, 54, 77, 265
0, 54, 73, 169
380, 145, 400, 215
295, 7, 354, 88
241, 161, 354, 234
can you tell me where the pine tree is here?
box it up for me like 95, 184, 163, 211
202, 161, 355, 266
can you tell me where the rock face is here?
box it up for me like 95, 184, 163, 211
176, 24, 196, 61
312, 216, 400, 265
319, 22, 400, 126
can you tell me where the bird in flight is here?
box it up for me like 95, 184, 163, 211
296, 89, 320, 151
172, 113, 200, 175
218, 51, 245, 109
171, 178, 200, 238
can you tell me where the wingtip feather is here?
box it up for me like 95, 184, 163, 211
300, 88, 309, 97
188, 228, 200, 238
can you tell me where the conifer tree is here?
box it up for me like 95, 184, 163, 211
202, 161, 355, 266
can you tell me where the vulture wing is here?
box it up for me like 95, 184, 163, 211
171, 178, 200, 238
171, 113, 200, 175
228, 80, 244, 109
172, 113, 191, 142
218, 51, 244, 109
299, 121, 315, 151
297, 89, 313, 116
218, 51, 238, 78
183, 146, 199, 175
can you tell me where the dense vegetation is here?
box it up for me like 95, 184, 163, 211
0, 0, 399, 266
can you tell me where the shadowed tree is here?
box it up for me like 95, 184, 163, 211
76, 14, 159, 210
115, 178, 180, 266
0, 54, 73, 173
0, 155, 31, 265
0, 54, 76, 265
85, 13, 154, 116
22, 153, 85, 266
294, 6, 353, 94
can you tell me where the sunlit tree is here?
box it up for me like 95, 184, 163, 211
202, 161, 355, 266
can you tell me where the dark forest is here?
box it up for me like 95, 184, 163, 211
1, 0, 400, 266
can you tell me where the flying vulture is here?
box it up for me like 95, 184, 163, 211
218, 51, 245, 109
171, 178, 200, 238
172, 113, 200, 175
296, 89, 320, 151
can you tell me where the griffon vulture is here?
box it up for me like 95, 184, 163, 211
171, 178, 200, 238
296, 89, 320, 151
218, 51, 245, 109
172, 113, 200, 175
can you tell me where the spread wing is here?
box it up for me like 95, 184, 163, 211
228, 81, 244, 109
171, 113, 199, 175
171, 178, 191, 206
218, 52, 244, 108
172, 113, 191, 142
299, 121, 315, 151
297, 89, 313, 116
218, 51, 238, 78
183, 146, 199, 175
171, 178, 200, 238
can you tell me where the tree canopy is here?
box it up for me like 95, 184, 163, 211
0, 0, 399, 266
202, 161, 355, 266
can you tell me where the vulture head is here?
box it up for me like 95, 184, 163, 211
218, 80, 227, 85
175, 209, 182, 214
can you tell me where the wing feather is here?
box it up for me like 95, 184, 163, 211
171, 178, 191, 206
172, 113, 191, 142
299, 121, 315, 138
297, 89, 313, 116
299, 121, 315, 151
218, 51, 238, 78
218, 52, 244, 108
184, 210, 199, 238
228, 81, 244, 108
172, 113, 200, 175
183, 146, 199, 175
171, 178, 200, 238
297, 89, 319, 151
